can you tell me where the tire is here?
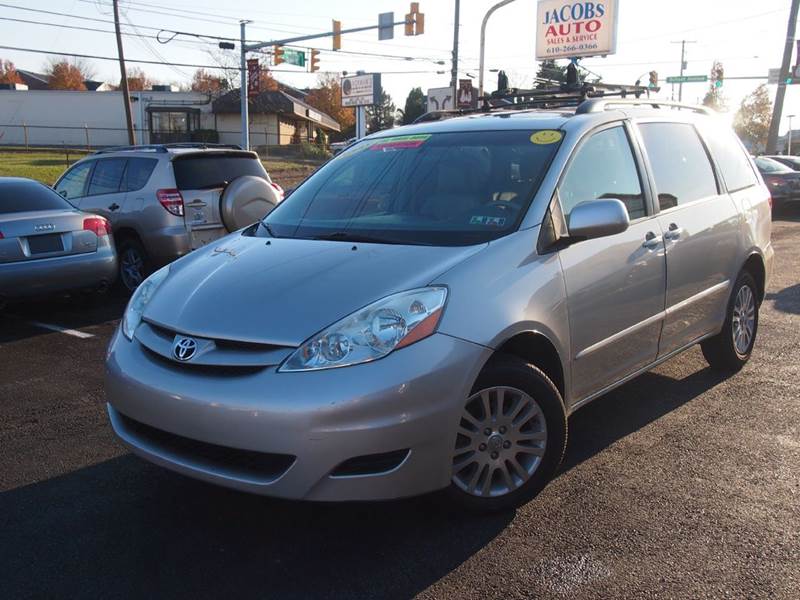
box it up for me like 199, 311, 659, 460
701, 271, 759, 372
445, 354, 568, 513
116, 238, 150, 295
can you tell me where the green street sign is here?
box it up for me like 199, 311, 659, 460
666, 75, 708, 84
283, 48, 306, 67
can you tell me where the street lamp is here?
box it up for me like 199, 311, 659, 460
478, 0, 518, 98
788, 115, 796, 155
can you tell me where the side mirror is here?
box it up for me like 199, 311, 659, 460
567, 199, 630, 241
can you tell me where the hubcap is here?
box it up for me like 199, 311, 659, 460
452, 386, 547, 498
121, 248, 144, 291
732, 284, 756, 356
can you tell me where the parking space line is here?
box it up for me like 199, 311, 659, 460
14, 318, 95, 339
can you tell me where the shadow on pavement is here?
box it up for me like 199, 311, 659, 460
765, 283, 800, 315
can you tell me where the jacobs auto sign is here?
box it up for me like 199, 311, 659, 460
536, 0, 619, 60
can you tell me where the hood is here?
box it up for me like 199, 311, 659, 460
144, 233, 485, 346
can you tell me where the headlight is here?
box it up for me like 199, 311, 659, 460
280, 287, 448, 372
121, 266, 170, 341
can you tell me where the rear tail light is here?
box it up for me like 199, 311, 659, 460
83, 217, 110, 237
269, 182, 285, 202
157, 188, 185, 216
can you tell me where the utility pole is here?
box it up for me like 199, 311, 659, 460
112, 0, 135, 145
789, 115, 796, 155
766, 0, 800, 155
240, 20, 250, 150
450, 0, 460, 95
672, 40, 696, 102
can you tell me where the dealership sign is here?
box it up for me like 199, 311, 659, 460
341, 73, 382, 107
536, 0, 619, 60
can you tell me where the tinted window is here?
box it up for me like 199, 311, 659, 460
638, 123, 718, 210
55, 161, 93, 200
173, 155, 267, 190
87, 158, 126, 196
263, 130, 562, 246
755, 157, 792, 174
702, 126, 759, 192
123, 158, 158, 192
559, 126, 645, 220
0, 180, 74, 214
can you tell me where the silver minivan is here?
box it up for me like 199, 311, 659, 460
106, 100, 773, 511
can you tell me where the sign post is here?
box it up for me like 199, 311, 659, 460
535, 0, 619, 61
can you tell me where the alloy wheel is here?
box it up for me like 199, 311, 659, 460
732, 284, 756, 357
452, 386, 548, 498
120, 248, 145, 291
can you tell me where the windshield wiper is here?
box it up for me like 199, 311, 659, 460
311, 231, 415, 245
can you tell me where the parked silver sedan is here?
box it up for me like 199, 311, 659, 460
0, 177, 117, 305
106, 100, 773, 512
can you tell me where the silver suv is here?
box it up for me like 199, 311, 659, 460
106, 100, 773, 512
54, 144, 283, 292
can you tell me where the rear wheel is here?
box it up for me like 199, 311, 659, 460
117, 238, 149, 294
446, 355, 567, 512
701, 271, 759, 372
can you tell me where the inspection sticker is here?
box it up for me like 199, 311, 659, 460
368, 134, 431, 151
530, 130, 563, 145
470, 216, 506, 227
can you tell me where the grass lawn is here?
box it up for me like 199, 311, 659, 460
0, 150, 319, 188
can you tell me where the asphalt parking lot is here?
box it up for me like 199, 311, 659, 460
2, 213, 799, 600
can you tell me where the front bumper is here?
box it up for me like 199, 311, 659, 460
105, 329, 491, 501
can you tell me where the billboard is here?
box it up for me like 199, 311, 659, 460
536, 0, 619, 60
341, 73, 382, 107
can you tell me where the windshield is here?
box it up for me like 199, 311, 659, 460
755, 157, 792, 174
263, 130, 562, 246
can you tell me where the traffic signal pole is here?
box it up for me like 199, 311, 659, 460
240, 21, 250, 151
478, 0, 519, 98
766, 0, 800, 155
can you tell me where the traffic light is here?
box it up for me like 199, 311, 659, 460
310, 49, 320, 72
648, 70, 658, 89
405, 2, 424, 36
332, 20, 341, 51
274, 45, 284, 66
713, 64, 724, 88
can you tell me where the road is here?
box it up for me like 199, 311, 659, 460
2, 214, 799, 599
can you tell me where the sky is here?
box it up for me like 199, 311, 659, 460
0, 0, 797, 134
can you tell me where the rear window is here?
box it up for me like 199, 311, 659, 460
701, 126, 759, 192
755, 157, 793, 174
172, 154, 267, 190
0, 180, 74, 214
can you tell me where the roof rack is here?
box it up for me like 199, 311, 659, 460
93, 142, 243, 155
576, 99, 714, 115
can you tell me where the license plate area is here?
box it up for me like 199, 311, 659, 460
190, 226, 226, 250
27, 233, 64, 254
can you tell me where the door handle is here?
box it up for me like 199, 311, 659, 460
108, 203, 120, 211
642, 231, 662, 249
186, 200, 207, 208
664, 223, 684, 241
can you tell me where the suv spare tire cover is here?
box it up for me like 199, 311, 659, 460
219, 175, 280, 232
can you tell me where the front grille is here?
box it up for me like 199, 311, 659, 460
330, 449, 410, 477
141, 345, 266, 376
118, 412, 295, 483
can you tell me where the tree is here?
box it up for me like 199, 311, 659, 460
702, 61, 727, 111
191, 68, 226, 94
398, 87, 425, 125
257, 67, 279, 92
304, 74, 356, 136
125, 67, 153, 92
535, 59, 566, 89
0, 59, 22, 84
45, 59, 91, 91
734, 85, 772, 153
367, 90, 396, 132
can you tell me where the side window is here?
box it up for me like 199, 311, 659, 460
87, 158, 127, 196
638, 123, 718, 210
55, 161, 93, 201
701, 126, 758, 192
123, 158, 158, 192
559, 126, 646, 220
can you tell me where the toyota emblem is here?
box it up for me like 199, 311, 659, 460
173, 336, 198, 362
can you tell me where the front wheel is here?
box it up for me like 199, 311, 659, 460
701, 271, 759, 372
446, 355, 567, 512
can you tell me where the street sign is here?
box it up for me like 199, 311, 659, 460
665, 75, 708, 84
341, 73, 382, 107
283, 48, 305, 67
378, 12, 395, 40
427, 87, 454, 111
767, 68, 781, 84
536, 0, 619, 60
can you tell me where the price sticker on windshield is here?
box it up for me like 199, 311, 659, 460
368, 134, 431, 151
530, 130, 563, 145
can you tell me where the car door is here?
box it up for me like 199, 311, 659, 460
556, 123, 666, 402
54, 160, 94, 206
79, 157, 128, 225
635, 121, 740, 357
